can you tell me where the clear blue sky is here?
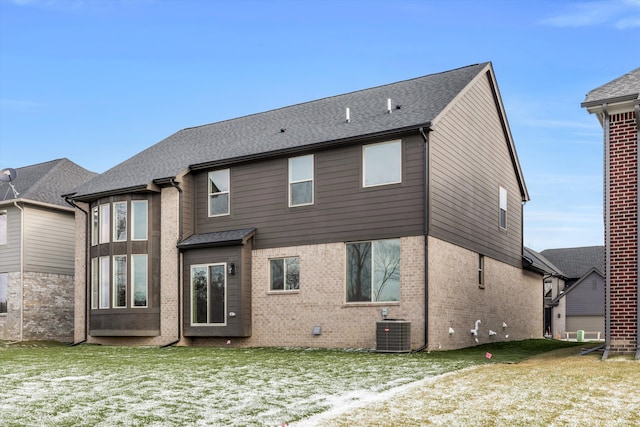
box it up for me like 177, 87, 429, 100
1, 0, 639, 251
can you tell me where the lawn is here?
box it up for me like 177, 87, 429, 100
0, 340, 623, 426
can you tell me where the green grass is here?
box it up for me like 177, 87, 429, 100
0, 340, 585, 426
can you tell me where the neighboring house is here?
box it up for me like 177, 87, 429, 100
67, 62, 542, 351
582, 67, 640, 359
539, 246, 605, 340
0, 159, 97, 342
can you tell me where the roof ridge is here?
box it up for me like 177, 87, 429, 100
181, 63, 488, 133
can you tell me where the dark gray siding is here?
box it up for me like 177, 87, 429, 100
566, 271, 605, 316
193, 133, 425, 248
429, 72, 523, 267
89, 192, 161, 337
182, 244, 251, 337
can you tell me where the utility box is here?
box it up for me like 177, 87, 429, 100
577, 330, 584, 342
376, 320, 411, 353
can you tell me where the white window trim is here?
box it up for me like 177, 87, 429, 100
0, 210, 7, 246
99, 204, 110, 244
288, 155, 314, 207
269, 256, 301, 292
113, 201, 127, 242
131, 200, 148, 241
113, 255, 127, 308
99, 256, 110, 309
131, 254, 148, 308
362, 140, 402, 188
208, 169, 231, 217
91, 207, 99, 246
190, 263, 227, 326
499, 186, 508, 230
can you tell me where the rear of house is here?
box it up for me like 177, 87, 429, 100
69, 63, 542, 351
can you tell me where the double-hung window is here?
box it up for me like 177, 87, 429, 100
0, 210, 7, 245
478, 254, 485, 289
208, 169, 230, 216
270, 257, 300, 291
363, 140, 402, 187
346, 238, 400, 302
289, 155, 314, 206
499, 186, 507, 230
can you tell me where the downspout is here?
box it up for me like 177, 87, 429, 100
64, 197, 88, 346
162, 178, 183, 348
13, 201, 24, 342
635, 102, 640, 360
412, 126, 431, 352
603, 104, 611, 361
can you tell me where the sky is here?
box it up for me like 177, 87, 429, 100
0, 0, 639, 251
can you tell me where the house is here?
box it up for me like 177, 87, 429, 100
539, 246, 605, 340
582, 67, 640, 359
67, 62, 542, 351
0, 159, 97, 342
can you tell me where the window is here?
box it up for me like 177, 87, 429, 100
363, 140, 401, 187
478, 255, 485, 289
0, 273, 7, 314
289, 155, 314, 206
99, 256, 110, 309
132, 255, 148, 307
499, 186, 507, 230
208, 169, 230, 216
0, 210, 7, 245
91, 258, 99, 309
113, 255, 127, 308
346, 239, 400, 302
270, 257, 300, 291
191, 263, 226, 325
113, 202, 127, 242
91, 207, 99, 246
131, 200, 148, 240
99, 204, 110, 244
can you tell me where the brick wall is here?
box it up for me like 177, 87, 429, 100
608, 110, 639, 353
427, 237, 542, 350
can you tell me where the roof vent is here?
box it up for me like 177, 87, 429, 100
280, 128, 286, 133
345, 107, 350, 123
387, 98, 392, 114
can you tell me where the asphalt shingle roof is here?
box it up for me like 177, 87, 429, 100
540, 246, 604, 279
524, 247, 564, 276
72, 63, 490, 200
0, 158, 96, 207
582, 67, 640, 105
177, 228, 256, 248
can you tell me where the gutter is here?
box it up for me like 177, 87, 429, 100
13, 201, 24, 342
412, 125, 431, 353
162, 178, 183, 348
603, 104, 611, 361
64, 196, 89, 346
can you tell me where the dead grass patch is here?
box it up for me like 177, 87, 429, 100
306, 346, 639, 426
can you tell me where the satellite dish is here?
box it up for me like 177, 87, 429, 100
0, 168, 17, 182
1, 168, 19, 199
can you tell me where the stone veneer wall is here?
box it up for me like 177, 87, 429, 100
0, 271, 74, 342
607, 110, 639, 354
0, 272, 21, 341
22, 271, 74, 342
427, 236, 542, 351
